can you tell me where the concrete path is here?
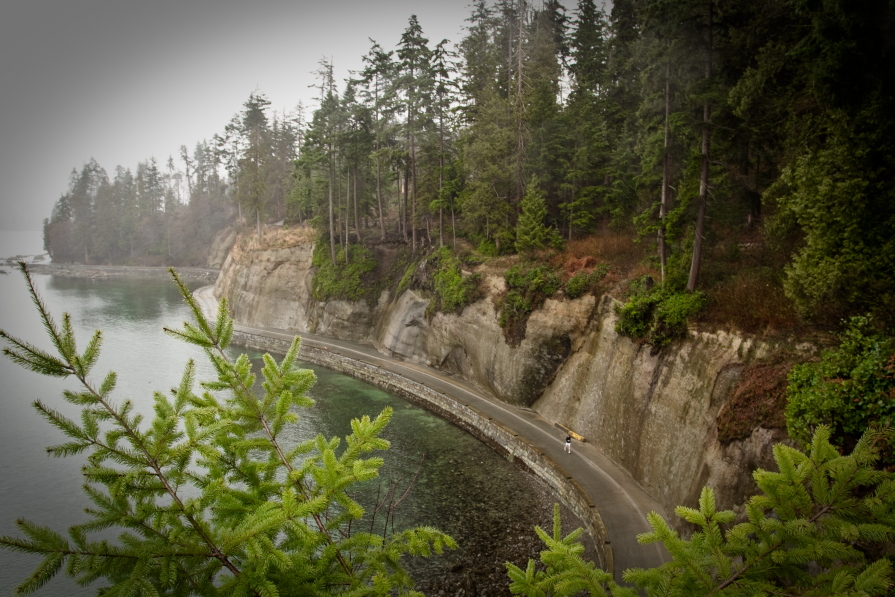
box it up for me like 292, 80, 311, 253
194, 287, 671, 581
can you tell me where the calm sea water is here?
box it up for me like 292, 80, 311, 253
0, 261, 544, 594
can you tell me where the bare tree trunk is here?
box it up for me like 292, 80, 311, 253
514, 0, 526, 203
377, 154, 385, 240
402, 167, 409, 242
687, 2, 712, 292
438, 107, 445, 248
345, 167, 350, 264
410, 110, 418, 252
659, 60, 671, 284
353, 164, 360, 244
328, 158, 336, 266
395, 165, 402, 237
451, 202, 456, 249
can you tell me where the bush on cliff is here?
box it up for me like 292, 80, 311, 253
0, 264, 454, 596
615, 277, 705, 349
509, 426, 895, 597
563, 265, 609, 300
429, 247, 481, 315
499, 263, 562, 344
785, 315, 895, 464
311, 240, 377, 302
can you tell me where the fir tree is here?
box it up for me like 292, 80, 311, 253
515, 176, 560, 254
508, 426, 895, 597
0, 263, 454, 596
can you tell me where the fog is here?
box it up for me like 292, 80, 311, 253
0, 0, 475, 233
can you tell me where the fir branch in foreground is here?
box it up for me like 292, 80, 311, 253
0, 264, 453, 596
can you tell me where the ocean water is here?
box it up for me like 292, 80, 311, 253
0, 269, 546, 595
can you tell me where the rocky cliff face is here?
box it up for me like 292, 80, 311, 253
214, 234, 798, 525
533, 296, 798, 517
207, 227, 237, 268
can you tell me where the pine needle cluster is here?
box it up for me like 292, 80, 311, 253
0, 263, 454, 596
508, 426, 895, 597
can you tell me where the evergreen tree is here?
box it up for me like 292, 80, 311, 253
396, 15, 433, 251
515, 176, 560, 254
358, 40, 399, 241
508, 426, 895, 597
0, 264, 455, 596
561, 0, 611, 240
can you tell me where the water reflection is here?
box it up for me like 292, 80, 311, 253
0, 273, 550, 596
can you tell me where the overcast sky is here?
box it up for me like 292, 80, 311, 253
0, 0, 484, 233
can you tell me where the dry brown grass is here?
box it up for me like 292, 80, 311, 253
551, 230, 652, 295
697, 231, 804, 335
716, 362, 790, 443
702, 272, 801, 335
562, 229, 647, 272
236, 225, 318, 252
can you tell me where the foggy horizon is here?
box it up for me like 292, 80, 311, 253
0, 0, 484, 233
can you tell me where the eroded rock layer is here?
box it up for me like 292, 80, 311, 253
214, 233, 802, 525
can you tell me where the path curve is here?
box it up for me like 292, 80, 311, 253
194, 286, 670, 582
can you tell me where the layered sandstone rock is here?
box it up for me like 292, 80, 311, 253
214, 231, 803, 527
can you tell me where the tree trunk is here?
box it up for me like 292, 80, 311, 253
451, 202, 456, 249
376, 152, 385, 241
514, 0, 526, 203
659, 60, 671, 284
438, 106, 445, 248
345, 167, 350, 264
402, 167, 409, 242
410, 104, 418, 252
687, 2, 712, 292
353, 164, 360, 244
328, 161, 336, 266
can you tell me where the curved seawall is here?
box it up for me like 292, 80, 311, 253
228, 323, 664, 579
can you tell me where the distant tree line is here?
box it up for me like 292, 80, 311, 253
45, 0, 895, 329
42, 92, 301, 267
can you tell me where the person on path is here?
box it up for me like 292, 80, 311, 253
564, 435, 572, 454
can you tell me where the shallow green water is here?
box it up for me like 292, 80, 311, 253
0, 270, 547, 595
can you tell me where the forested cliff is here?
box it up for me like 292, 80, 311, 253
44, 0, 895, 463
212, 227, 801, 529
44, 0, 895, 326
16, 1, 895, 592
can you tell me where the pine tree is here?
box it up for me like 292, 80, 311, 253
515, 176, 560, 254
0, 264, 455, 596
396, 15, 433, 251
508, 426, 895, 597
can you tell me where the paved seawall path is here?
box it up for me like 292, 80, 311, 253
194, 286, 671, 582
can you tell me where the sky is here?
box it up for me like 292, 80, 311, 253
0, 0, 482, 234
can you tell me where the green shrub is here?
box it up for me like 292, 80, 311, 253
785, 315, 895, 460
477, 238, 498, 257
499, 263, 562, 339
615, 280, 705, 349
430, 247, 481, 314
615, 291, 661, 339
563, 265, 609, 299
505, 264, 561, 297
311, 240, 377, 302
396, 262, 417, 297
499, 291, 532, 328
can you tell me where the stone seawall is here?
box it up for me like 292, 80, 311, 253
231, 327, 614, 574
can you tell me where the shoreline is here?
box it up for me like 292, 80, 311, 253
193, 286, 671, 581
11, 262, 219, 283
